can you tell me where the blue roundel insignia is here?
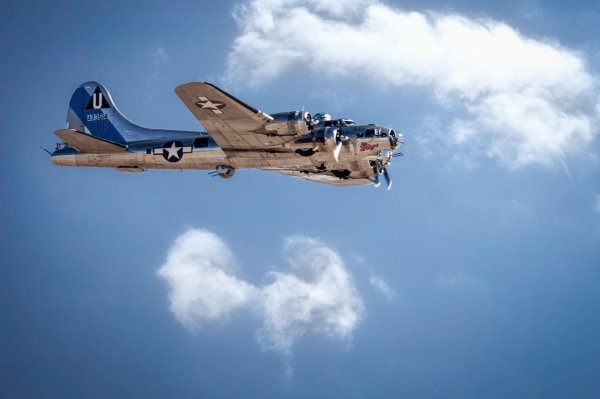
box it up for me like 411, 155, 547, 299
163, 141, 184, 162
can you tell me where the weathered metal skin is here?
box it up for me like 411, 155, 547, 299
261, 111, 312, 137
51, 81, 404, 187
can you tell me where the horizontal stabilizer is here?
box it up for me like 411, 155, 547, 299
54, 129, 127, 153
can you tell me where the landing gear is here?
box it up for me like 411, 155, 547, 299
209, 165, 235, 179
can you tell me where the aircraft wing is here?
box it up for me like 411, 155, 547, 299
261, 168, 374, 187
54, 129, 127, 153
176, 82, 290, 151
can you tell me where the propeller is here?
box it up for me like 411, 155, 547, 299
383, 168, 392, 190
372, 160, 392, 190
373, 174, 381, 188
333, 128, 344, 162
334, 140, 343, 162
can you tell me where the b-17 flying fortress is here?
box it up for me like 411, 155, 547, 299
51, 82, 403, 189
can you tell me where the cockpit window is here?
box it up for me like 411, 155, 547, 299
324, 119, 358, 127
324, 120, 342, 127
314, 112, 331, 122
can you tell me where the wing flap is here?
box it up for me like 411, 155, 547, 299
54, 129, 127, 153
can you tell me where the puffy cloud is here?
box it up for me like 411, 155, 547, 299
157, 229, 364, 356
226, 0, 599, 168
368, 274, 396, 301
258, 236, 364, 355
156, 229, 256, 329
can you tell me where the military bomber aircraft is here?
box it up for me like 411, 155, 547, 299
50, 82, 404, 188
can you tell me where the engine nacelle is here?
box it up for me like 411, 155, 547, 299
262, 111, 312, 136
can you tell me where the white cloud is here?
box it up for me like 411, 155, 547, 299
156, 229, 256, 329
368, 274, 396, 301
157, 229, 364, 356
226, 0, 599, 169
258, 236, 364, 355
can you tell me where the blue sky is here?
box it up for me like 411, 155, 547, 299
2, 0, 600, 398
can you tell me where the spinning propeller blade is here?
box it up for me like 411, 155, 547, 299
333, 141, 343, 163
373, 174, 381, 188
383, 168, 392, 190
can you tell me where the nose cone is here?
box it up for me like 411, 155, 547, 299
389, 129, 403, 150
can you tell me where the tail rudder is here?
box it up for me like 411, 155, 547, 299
66, 81, 132, 144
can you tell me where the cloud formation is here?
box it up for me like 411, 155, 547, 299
226, 0, 599, 168
156, 229, 256, 329
369, 274, 396, 301
157, 229, 364, 356
258, 236, 364, 354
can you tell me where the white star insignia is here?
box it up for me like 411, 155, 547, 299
164, 141, 182, 160
197, 97, 224, 114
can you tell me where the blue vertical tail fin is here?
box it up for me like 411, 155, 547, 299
67, 82, 139, 144
66, 81, 203, 145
